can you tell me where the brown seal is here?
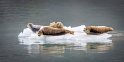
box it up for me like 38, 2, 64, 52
84, 26, 113, 34
37, 27, 74, 36
49, 21, 64, 29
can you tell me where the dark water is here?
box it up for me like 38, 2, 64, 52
1, 0, 124, 62
1, 28, 124, 62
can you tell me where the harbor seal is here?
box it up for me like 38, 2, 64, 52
27, 23, 41, 33
49, 21, 64, 28
84, 26, 113, 34
37, 27, 74, 36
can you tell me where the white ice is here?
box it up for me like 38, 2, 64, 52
18, 25, 112, 46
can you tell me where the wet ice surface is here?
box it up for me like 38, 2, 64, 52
18, 25, 112, 46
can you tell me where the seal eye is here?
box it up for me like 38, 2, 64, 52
84, 28, 86, 31
38, 34, 41, 36
84, 28, 90, 34
86, 29, 90, 33
37, 31, 42, 36
37, 32, 40, 36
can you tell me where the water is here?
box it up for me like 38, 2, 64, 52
0, 22, 124, 62
1, 0, 124, 62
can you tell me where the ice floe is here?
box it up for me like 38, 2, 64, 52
18, 25, 112, 46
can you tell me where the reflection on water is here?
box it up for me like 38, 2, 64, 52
87, 43, 113, 53
23, 43, 113, 56
39, 45, 65, 56
26, 44, 65, 56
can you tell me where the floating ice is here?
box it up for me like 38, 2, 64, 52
18, 25, 112, 46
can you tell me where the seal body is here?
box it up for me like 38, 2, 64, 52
84, 26, 113, 34
37, 27, 74, 36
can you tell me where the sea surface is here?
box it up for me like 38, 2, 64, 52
0, 22, 124, 62
0, 0, 124, 62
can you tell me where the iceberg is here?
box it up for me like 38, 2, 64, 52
18, 25, 112, 46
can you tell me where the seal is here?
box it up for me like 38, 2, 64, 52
49, 21, 64, 28
27, 23, 41, 33
37, 27, 74, 36
84, 26, 113, 34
